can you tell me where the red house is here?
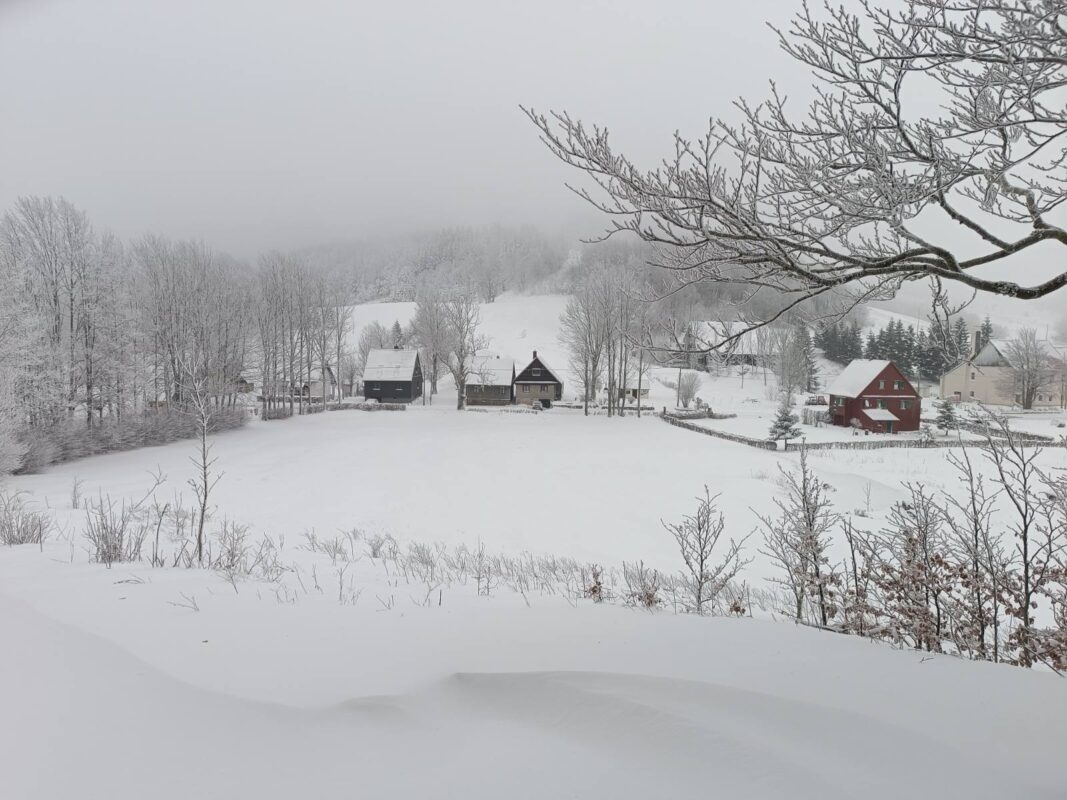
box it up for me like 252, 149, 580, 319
826, 359, 920, 433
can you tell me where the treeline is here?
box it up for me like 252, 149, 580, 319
0, 197, 367, 474
817, 315, 995, 382
300, 225, 570, 303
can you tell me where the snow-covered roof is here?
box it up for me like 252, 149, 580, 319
363, 349, 419, 381
468, 355, 515, 387
826, 359, 892, 398
863, 408, 899, 422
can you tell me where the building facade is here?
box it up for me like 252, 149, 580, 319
362, 348, 423, 402
827, 359, 921, 433
466, 355, 515, 406
514, 351, 563, 407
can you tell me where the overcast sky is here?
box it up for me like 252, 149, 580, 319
0, 0, 804, 257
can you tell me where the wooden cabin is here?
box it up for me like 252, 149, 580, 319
827, 359, 920, 433
514, 351, 563, 408
363, 348, 423, 402
466, 355, 515, 406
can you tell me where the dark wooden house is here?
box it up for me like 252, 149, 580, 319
466, 355, 515, 406
827, 359, 920, 433
363, 348, 423, 402
515, 351, 563, 408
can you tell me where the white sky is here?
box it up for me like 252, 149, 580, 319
0, 0, 800, 256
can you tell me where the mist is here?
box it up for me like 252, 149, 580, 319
0, 0, 799, 257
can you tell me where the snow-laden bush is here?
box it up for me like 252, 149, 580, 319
0, 490, 52, 546
84, 494, 153, 567
14, 408, 247, 474
623, 560, 664, 609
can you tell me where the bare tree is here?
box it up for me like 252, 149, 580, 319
757, 450, 840, 626
526, 1, 1067, 351
441, 284, 488, 410
1003, 328, 1056, 409
664, 487, 749, 615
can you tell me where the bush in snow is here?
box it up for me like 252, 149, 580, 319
0, 490, 52, 546
622, 560, 663, 609
677, 372, 702, 409
14, 408, 246, 474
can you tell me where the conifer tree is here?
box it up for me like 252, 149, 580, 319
935, 399, 958, 434
976, 316, 994, 353
769, 398, 802, 447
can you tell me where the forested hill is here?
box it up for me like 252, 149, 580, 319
297, 225, 574, 303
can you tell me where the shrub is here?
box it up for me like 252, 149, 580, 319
14, 408, 247, 474
623, 560, 663, 609
0, 490, 53, 546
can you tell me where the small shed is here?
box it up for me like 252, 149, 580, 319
363, 348, 423, 402
515, 350, 563, 407
466, 355, 515, 406
827, 359, 920, 433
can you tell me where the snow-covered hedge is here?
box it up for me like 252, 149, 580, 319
14, 408, 248, 474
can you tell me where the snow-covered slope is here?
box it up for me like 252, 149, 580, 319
2, 578, 1063, 800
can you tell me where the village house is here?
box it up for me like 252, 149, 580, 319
827, 359, 920, 433
940, 337, 1066, 408
515, 351, 563, 408
362, 348, 423, 402
466, 355, 516, 406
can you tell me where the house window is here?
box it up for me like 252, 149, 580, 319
834, 397, 845, 407
893, 381, 903, 390
523, 385, 530, 393
970, 390, 975, 397
500, 386, 508, 397
900, 400, 910, 410
540, 385, 548, 393
971, 372, 976, 380
878, 380, 885, 390
532, 368, 541, 377
878, 400, 888, 409
372, 384, 380, 391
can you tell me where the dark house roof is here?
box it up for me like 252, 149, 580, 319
515, 351, 562, 385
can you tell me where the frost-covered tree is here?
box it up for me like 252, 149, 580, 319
412, 285, 450, 397
663, 487, 749, 615
441, 284, 488, 410
1003, 328, 1056, 409
757, 450, 839, 625
677, 372, 701, 409
869, 484, 953, 652
527, 1, 1067, 351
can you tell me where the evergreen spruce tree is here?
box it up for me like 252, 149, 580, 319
795, 324, 819, 391
976, 316, 994, 352
934, 398, 958, 435
846, 322, 863, 361
769, 398, 802, 446
864, 332, 878, 359
391, 320, 404, 347
952, 317, 969, 357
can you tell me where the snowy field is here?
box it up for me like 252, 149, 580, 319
3, 293, 1067, 799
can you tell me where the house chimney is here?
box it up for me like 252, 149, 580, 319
533, 350, 537, 359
